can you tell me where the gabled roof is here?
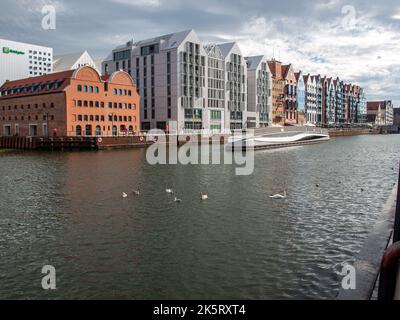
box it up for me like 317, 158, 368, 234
135, 29, 193, 50
294, 71, 302, 81
216, 42, 237, 58
245, 55, 266, 70
53, 52, 85, 71
281, 65, 289, 78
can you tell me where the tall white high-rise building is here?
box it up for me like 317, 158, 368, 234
245, 55, 272, 128
0, 39, 53, 86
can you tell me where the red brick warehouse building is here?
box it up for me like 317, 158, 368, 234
0, 66, 140, 137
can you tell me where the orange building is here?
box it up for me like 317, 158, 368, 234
0, 66, 140, 137
268, 60, 285, 126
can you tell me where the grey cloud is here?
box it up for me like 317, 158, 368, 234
0, 0, 398, 104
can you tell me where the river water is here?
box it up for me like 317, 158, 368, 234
0, 135, 399, 299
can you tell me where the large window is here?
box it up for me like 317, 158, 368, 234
114, 50, 130, 61
141, 44, 159, 56
3, 125, 11, 136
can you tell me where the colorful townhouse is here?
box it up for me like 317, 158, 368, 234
304, 74, 317, 124
268, 59, 285, 126
282, 64, 297, 125
295, 71, 306, 125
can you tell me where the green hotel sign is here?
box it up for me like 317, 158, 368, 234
2, 47, 25, 55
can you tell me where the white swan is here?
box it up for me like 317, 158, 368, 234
201, 193, 209, 200
133, 188, 141, 196
122, 192, 128, 198
174, 197, 182, 203
269, 190, 287, 199
166, 188, 173, 194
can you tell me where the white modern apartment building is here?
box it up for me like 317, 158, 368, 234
217, 43, 247, 130
103, 30, 252, 132
103, 30, 209, 132
245, 55, 272, 128
204, 44, 225, 131
0, 39, 53, 86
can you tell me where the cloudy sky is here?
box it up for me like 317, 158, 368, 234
1, 0, 399, 105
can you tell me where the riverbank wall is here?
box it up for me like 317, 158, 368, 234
337, 184, 399, 300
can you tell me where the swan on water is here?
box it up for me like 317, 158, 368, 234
174, 197, 182, 203
122, 192, 128, 198
269, 191, 287, 199
133, 188, 141, 196
166, 188, 173, 194
201, 193, 209, 200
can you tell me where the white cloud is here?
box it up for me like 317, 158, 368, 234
218, 13, 400, 105
111, 0, 161, 7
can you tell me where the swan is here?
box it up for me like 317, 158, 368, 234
269, 190, 287, 199
133, 188, 141, 196
174, 197, 182, 203
166, 188, 173, 194
201, 193, 209, 200
122, 192, 128, 198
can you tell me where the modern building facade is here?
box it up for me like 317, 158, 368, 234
103, 30, 212, 132
53, 51, 99, 73
246, 55, 272, 128
103, 30, 252, 132
366, 100, 394, 125
101, 30, 370, 130
0, 38, 53, 86
0, 66, 139, 137
217, 42, 248, 130
204, 44, 225, 131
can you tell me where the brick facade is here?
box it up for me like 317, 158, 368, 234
0, 66, 140, 137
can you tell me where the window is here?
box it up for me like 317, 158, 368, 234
78, 100, 82, 107
76, 125, 82, 136
95, 87, 99, 93
89, 86, 93, 93
95, 125, 101, 136
3, 125, 11, 137
29, 125, 38, 137
77, 85, 82, 92
84, 86, 88, 92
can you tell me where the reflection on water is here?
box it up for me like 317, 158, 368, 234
0, 135, 399, 299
